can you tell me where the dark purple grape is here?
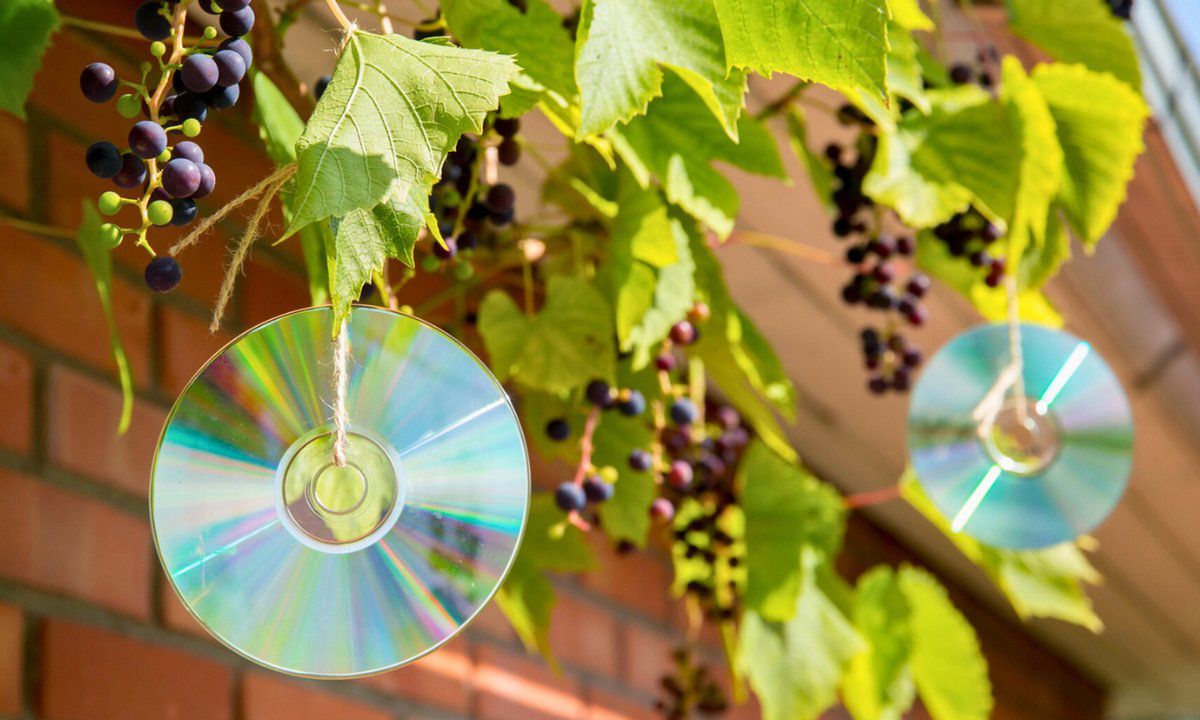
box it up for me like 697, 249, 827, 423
714, 406, 740, 430
128, 121, 167, 159
80, 63, 118, 103
218, 38, 253, 68
169, 197, 197, 226
174, 92, 208, 122
554, 482, 586, 512
494, 117, 520, 137
582, 476, 614, 503
193, 163, 216, 199
949, 63, 973, 85
135, 1, 173, 41
667, 460, 693, 490
489, 206, 515, 226
455, 231, 478, 250
628, 449, 653, 472
181, 54, 219, 93
498, 137, 520, 166
162, 158, 201, 198
204, 83, 239, 110
221, 0, 251, 9
586, 379, 612, 407
545, 418, 570, 442
433, 235, 457, 259
220, 6, 255, 37
906, 274, 930, 297
895, 236, 914, 255
867, 375, 888, 395
212, 49, 246, 87
486, 183, 515, 213
650, 498, 675, 522
160, 94, 177, 117
86, 141, 123, 179
144, 256, 183, 292
197, 0, 220, 14
112, 153, 147, 188
669, 321, 696, 345
171, 140, 204, 164
314, 75, 331, 100
669, 398, 697, 426
654, 353, 675, 372
618, 390, 646, 417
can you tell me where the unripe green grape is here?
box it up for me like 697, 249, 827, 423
98, 223, 123, 249
203, 26, 218, 39
140, 61, 152, 75
420, 255, 440, 272
98, 191, 123, 216
598, 466, 618, 483
453, 262, 474, 280
148, 199, 174, 226
156, 147, 172, 163
116, 94, 141, 119
181, 118, 202, 137
150, 41, 166, 58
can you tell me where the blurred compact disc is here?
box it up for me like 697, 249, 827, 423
151, 307, 529, 677
908, 323, 1132, 549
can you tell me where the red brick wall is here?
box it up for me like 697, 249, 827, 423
0, 5, 1105, 720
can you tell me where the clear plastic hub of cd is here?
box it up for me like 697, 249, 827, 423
150, 307, 530, 678
908, 323, 1133, 549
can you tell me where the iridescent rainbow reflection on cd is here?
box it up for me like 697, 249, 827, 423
151, 307, 529, 677
908, 323, 1132, 549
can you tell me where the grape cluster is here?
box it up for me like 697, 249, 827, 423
1107, 0, 1134, 20
824, 131, 930, 394
657, 647, 728, 720
81, 0, 255, 293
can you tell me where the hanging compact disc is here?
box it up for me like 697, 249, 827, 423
908, 323, 1132, 549
151, 307, 529, 677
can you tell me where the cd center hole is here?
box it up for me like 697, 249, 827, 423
313, 463, 367, 515
981, 398, 1061, 476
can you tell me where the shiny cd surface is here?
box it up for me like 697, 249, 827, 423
151, 307, 530, 677
908, 323, 1132, 549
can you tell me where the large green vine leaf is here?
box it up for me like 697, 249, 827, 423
899, 566, 993, 720
1032, 62, 1149, 246
478, 276, 615, 394
251, 74, 330, 306
901, 471, 1102, 630
593, 411, 658, 546
575, 0, 746, 139
613, 73, 785, 238
496, 494, 595, 661
842, 567, 915, 720
286, 31, 518, 235
887, 0, 933, 31
740, 550, 864, 720
712, 0, 889, 104
1006, 0, 1141, 90
738, 441, 845, 621
0, 0, 58, 119
74, 203, 133, 435
608, 181, 696, 368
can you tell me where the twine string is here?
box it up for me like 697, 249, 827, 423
332, 319, 351, 467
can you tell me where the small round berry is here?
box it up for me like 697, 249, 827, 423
906, 304, 928, 326
205, 83, 240, 110
219, 38, 254, 68
181, 118, 203, 138
80, 63, 118, 103
112, 153, 147, 189
172, 141, 204, 164
486, 183, 516, 213
892, 368, 912, 392
628, 449, 653, 472
868, 237, 894, 258
582, 476, 614, 503
618, 390, 646, 417
150, 41, 167, 58
144, 256, 183, 293
116, 94, 142, 119
902, 348, 923, 367
654, 353, 676, 372
128, 121, 167, 159
162, 158, 201, 198
906, 274, 930, 298
98, 223, 123, 249
586, 379, 613, 407
97, 191, 123, 216
193, 163, 216, 198
453, 262, 475, 281
86, 141, 123, 179
650, 498, 675, 523
147, 199, 174, 226
212, 49, 247, 87
845, 244, 867, 264
896, 236, 914, 255
949, 63, 973, 85
220, 6, 256, 37
688, 302, 711, 324
169, 197, 197, 226
969, 250, 991, 268
554, 482, 587, 513
867, 375, 889, 395
669, 398, 697, 426
134, 1, 173, 41
494, 117, 520, 137
545, 418, 570, 442
872, 262, 894, 283
667, 460, 693, 490
498, 137, 520, 166
175, 92, 209, 123
433, 235, 457, 259
714, 405, 740, 430
669, 320, 696, 345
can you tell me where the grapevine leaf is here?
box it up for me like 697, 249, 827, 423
915, 232, 1064, 326
613, 73, 785, 238
286, 31, 518, 235
712, 0, 889, 104
1006, 0, 1141, 89
740, 550, 864, 720
689, 234, 797, 461
738, 441, 845, 621
888, 0, 934, 31
866, 88, 1023, 228
842, 567, 916, 720
1032, 63, 1148, 245
73, 202, 133, 435
899, 566, 993, 720
497, 494, 595, 662
609, 182, 696, 368
575, 0, 746, 139
251, 73, 330, 305
999, 58, 1066, 288
478, 276, 615, 394
885, 22, 929, 114
593, 411, 658, 546
0, 0, 58, 119
901, 471, 1102, 630
443, 0, 576, 99
786, 109, 836, 210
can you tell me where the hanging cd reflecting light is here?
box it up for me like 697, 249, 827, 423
908, 323, 1132, 549
151, 307, 529, 677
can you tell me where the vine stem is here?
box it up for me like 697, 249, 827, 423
754, 80, 809, 121
843, 484, 903, 509
1005, 274, 1028, 423
565, 407, 601, 532
325, 0, 354, 29
726, 230, 839, 266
